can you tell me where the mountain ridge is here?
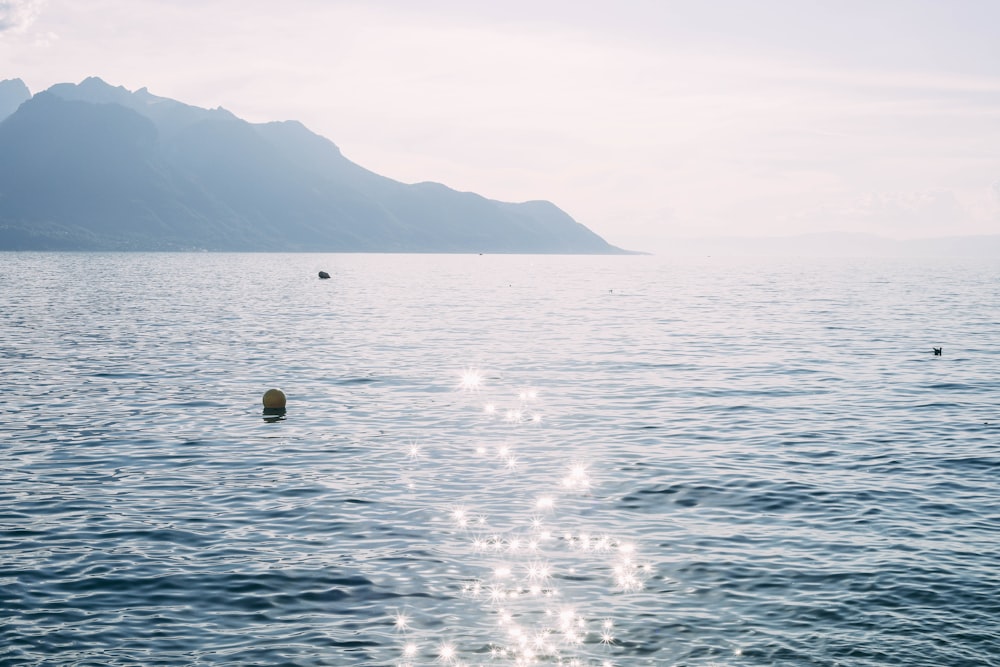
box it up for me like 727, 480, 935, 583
656, 231, 1000, 258
0, 78, 31, 121
0, 77, 629, 253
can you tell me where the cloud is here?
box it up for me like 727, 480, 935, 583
0, 0, 44, 33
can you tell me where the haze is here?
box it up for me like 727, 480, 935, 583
2, 0, 999, 253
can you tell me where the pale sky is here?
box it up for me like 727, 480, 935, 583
2, 0, 999, 252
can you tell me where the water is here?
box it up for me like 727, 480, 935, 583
1, 252, 998, 666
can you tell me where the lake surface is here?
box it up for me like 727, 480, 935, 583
1, 252, 998, 666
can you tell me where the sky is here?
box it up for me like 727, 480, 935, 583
2, 0, 999, 252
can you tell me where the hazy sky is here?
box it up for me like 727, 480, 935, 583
2, 0, 999, 251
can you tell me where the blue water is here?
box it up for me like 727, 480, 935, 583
1, 252, 998, 666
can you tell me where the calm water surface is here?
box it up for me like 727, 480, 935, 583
1, 253, 998, 666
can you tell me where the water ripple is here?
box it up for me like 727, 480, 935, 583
1, 253, 998, 666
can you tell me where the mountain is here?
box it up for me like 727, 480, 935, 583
0, 78, 30, 121
657, 232, 1000, 258
0, 77, 628, 253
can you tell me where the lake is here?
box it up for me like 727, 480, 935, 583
1, 252, 998, 666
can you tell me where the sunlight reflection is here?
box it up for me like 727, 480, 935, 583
459, 368, 483, 392
388, 370, 647, 666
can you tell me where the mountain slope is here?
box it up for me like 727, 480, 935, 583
0, 78, 30, 122
0, 77, 627, 253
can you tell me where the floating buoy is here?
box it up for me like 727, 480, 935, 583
262, 388, 287, 409
318, 271, 330, 279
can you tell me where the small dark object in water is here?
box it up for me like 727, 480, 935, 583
318, 271, 331, 279
933, 347, 942, 356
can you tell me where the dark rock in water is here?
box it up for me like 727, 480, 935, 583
318, 271, 330, 279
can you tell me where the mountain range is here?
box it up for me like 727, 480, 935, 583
654, 232, 1000, 258
0, 77, 627, 253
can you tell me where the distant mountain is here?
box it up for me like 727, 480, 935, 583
658, 232, 1000, 258
0, 77, 628, 253
0, 78, 30, 121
